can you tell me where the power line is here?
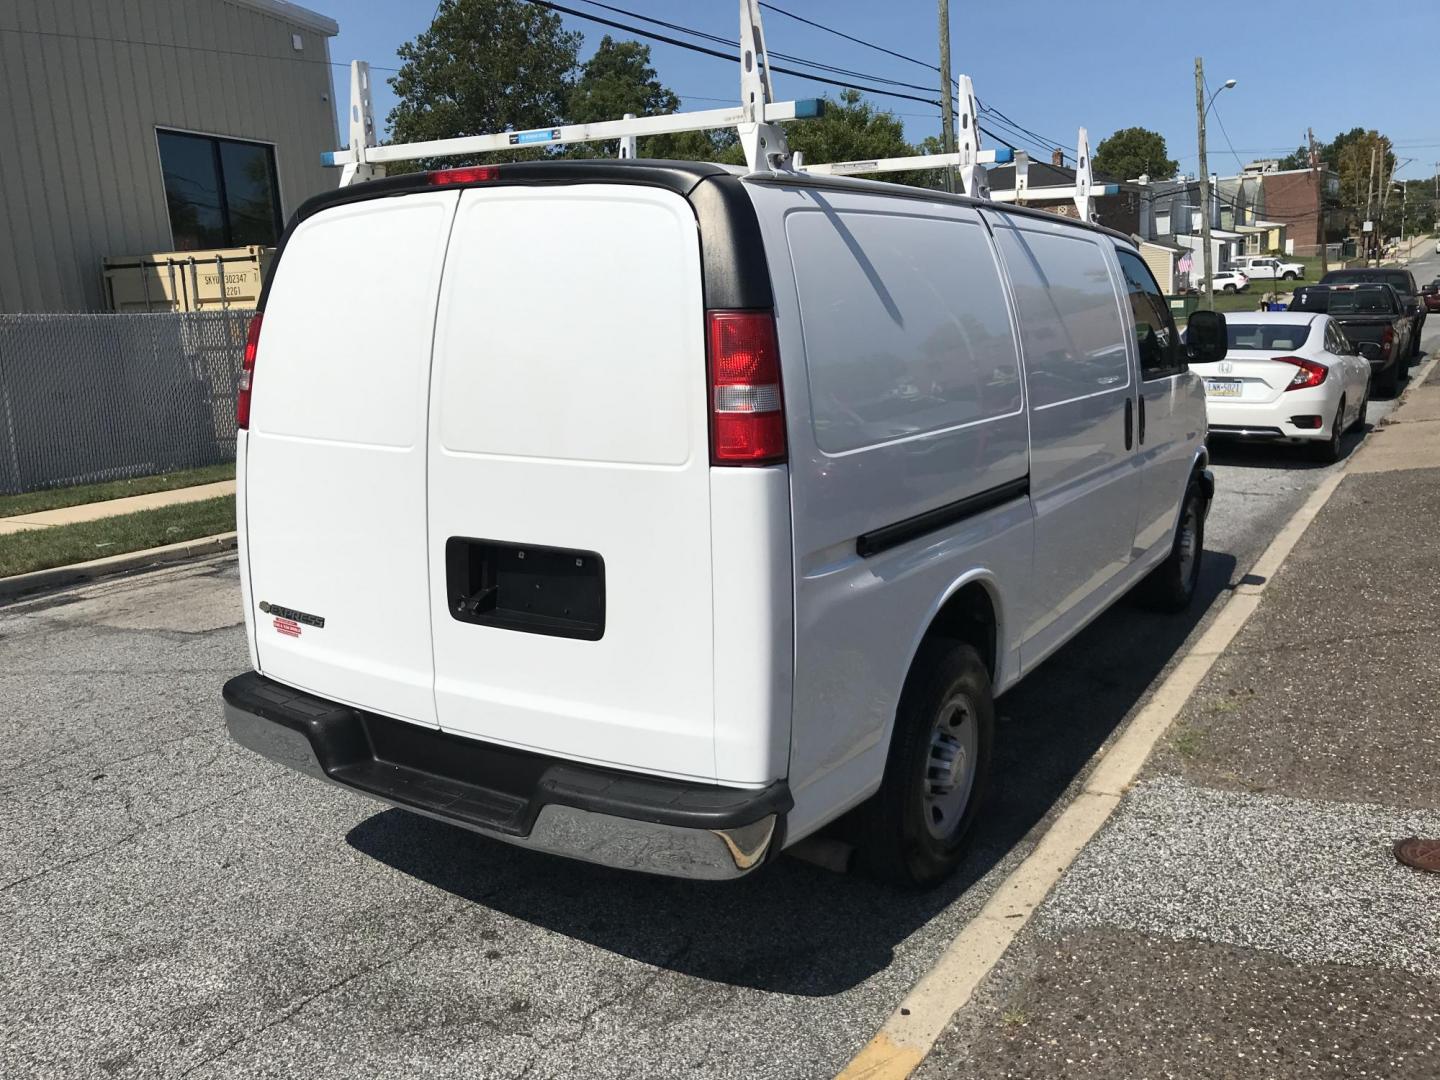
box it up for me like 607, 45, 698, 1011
759, 1, 943, 77
568, 0, 942, 96
528, 0, 942, 107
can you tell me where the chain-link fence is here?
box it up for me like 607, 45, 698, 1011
0, 311, 249, 496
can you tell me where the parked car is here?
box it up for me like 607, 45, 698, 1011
1421, 279, 1440, 313
1230, 255, 1306, 281
1291, 283, 1412, 393
1319, 267, 1425, 358
1190, 312, 1370, 462
1197, 269, 1250, 294
222, 159, 1224, 888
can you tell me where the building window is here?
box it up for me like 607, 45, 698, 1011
1155, 210, 1171, 235
157, 129, 282, 250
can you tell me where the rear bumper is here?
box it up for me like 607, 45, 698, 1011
223, 672, 789, 881
1204, 387, 1340, 442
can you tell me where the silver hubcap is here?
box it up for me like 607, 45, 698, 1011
1178, 503, 1200, 584
923, 694, 979, 840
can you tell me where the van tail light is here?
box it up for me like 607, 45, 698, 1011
706, 310, 786, 465
1275, 355, 1327, 392
236, 312, 263, 429
429, 165, 500, 185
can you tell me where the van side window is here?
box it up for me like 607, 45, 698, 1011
787, 211, 1022, 453
1116, 249, 1185, 379
992, 226, 1130, 408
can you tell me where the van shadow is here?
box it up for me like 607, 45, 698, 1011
347, 551, 1238, 998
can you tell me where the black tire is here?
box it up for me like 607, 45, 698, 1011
1282, 271, 1298, 281
1308, 399, 1345, 463
855, 640, 994, 889
1413, 321, 1425, 359
1138, 478, 1206, 612
1380, 357, 1402, 396
1223, 284, 1238, 294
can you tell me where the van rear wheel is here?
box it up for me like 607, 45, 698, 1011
1138, 478, 1205, 613
856, 640, 994, 888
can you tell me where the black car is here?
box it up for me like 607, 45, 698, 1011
1319, 268, 1424, 358
1291, 283, 1411, 393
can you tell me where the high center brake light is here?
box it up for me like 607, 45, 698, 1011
429, 165, 500, 185
706, 310, 786, 465
1274, 354, 1327, 392
236, 312, 263, 429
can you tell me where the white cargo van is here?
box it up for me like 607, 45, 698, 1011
224, 160, 1226, 886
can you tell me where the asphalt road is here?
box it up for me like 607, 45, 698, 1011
2, 294, 1434, 1080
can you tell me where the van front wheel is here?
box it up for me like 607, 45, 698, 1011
1139, 478, 1206, 612
856, 641, 994, 888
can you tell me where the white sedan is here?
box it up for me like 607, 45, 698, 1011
1190, 311, 1372, 462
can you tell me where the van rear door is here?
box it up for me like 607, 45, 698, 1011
244, 190, 459, 726
426, 184, 719, 781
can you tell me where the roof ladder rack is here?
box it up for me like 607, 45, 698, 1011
324, 0, 820, 185
797, 76, 1012, 193
989, 128, 1119, 215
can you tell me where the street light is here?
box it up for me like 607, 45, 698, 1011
1195, 65, 1237, 309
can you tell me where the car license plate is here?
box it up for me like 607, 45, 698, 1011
1205, 379, 1242, 398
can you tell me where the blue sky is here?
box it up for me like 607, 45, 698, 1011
323, 1, 1440, 180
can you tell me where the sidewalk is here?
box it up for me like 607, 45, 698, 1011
0, 480, 234, 536
917, 372, 1440, 1078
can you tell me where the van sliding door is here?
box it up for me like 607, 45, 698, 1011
987, 214, 1141, 665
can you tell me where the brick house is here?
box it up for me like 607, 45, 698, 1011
1259, 168, 1341, 257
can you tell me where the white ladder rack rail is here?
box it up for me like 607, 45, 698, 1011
989, 129, 1119, 218
325, 0, 817, 185
797, 146, 1013, 178
796, 75, 1010, 197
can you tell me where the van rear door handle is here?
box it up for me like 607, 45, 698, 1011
1124, 398, 1134, 451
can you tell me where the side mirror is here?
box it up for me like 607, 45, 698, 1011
1356, 341, 1382, 362
1186, 309, 1228, 364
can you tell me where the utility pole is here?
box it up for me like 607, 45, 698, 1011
938, 0, 956, 194
1309, 127, 1327, 274
1365, 143, 1377, 265
1195, 58, 1214, 310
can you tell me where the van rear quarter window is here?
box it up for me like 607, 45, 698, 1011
992, 226, 1129, 409
784, 210, 1021, 454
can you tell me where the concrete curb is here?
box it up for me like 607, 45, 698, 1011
0, 532, 237, 603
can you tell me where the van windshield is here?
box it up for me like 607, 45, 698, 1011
1225, 323, 1313, 350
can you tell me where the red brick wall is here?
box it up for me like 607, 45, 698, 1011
1263, 172, 1324, 255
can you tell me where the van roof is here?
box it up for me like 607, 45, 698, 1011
289, 159, 1136, 249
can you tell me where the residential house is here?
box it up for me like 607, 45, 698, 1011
1259, 167, 1341, 258
985, 151, 1142, 236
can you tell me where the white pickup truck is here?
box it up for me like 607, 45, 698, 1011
1230, 255, 1305, 281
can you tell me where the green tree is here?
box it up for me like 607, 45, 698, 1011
565, 36, 737, 161
387, 0, 580, 169
1092, 127, 1178, 181
787, 89, 936, 187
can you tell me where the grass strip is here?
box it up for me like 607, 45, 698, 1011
0, 463, 236, 520
0, 496, 235, 578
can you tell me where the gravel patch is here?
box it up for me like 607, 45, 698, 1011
1040, 776, 1440, 976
